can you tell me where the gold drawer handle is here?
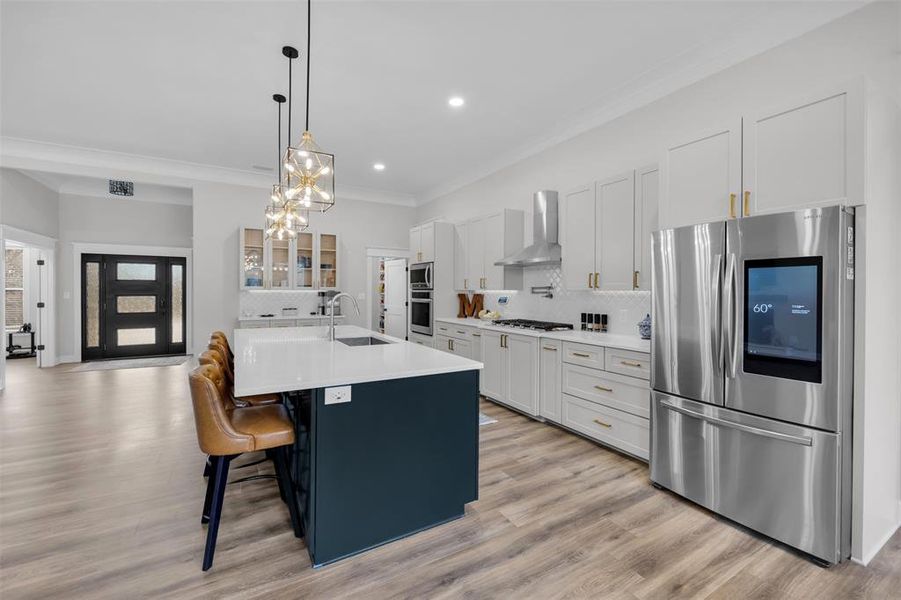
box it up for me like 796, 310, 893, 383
621, 360, 642, 367
456, 330, 466, 335
572, 352, 591, 358
593, 385, 613, 393
543, 346, 557, 351
472, 334, 481, 338
593, 418, 612, 428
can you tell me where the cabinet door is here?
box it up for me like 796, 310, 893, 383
562, 184, 596, 291
466, 218, 485, 288
633, 165, 659, 290
419, 223, 435, 263
743, 84, 863, 216
480, 330, 506, 402
240, 228, 265, 289
453, 222, 470, 290
539, 339, 562, 423
450, 337, 472, 359
481, 213, 506, 290
409, 227, 421, 262
294, 231, 315, 289
435, 334, 454, 354
270, 237, 291, 289
504, 333, 538, 416
318, 233, 338, 289
470, 329, 483, 393
596, 171, 635, 290
660, 119, 741, 229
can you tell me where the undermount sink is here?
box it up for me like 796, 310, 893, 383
336, 336, 393, 347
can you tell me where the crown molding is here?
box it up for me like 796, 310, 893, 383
0, 137, 416, 208
416, 3, 864, 205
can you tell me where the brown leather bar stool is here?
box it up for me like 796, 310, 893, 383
188, 363, 301, 571
208, 338, 281, 407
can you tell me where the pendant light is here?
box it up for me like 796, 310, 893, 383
265, 54, 308, 239
283, 0, 335, 212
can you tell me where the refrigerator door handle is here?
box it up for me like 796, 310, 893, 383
659, 399, 813, 446
714, 253, 723, 370
724, 253, 738, 378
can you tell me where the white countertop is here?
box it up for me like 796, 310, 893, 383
435, 317, 650, 353
238, 314, 345, 322
233, 325, 483, 396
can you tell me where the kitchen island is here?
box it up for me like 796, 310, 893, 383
233, 325, 482, 567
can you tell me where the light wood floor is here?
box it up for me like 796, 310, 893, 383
1, 359, 899, 599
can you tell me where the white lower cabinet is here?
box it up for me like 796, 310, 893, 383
562, 394, 650, 461
539, 339, 562, 423
480, 330, 539, 416
562, 364, 650, 419
408, 332, 434, 348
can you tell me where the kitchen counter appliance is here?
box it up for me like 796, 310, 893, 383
650, 206, 854, 565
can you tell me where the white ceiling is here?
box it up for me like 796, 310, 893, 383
0, 1, 865, 203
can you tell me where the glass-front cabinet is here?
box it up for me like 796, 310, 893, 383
239, 227, 338, 290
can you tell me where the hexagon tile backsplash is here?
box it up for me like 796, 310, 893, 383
477, 266, 651, 336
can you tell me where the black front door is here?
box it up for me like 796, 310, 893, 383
82, 254, 186, 360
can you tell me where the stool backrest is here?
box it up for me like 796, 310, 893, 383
208, 341, 234, 383
188, 363, 253, 456
210, 331, 234, 360
197, 350, 237, 409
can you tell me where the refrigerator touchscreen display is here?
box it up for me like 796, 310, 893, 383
743, 257, 822, 383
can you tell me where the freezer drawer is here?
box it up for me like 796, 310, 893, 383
650, 392, 844, 564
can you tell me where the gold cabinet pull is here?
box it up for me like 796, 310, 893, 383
503, 334, 508, 348
450, 339, 455, 352
439, 326, 447, 331
464, 278, 468, 289
588, 272, 593, 288
542, 346, 557, 351
621, 360, 642, 367
572, 352, 591, 358
594, 272, 600, 288
472, 333, 481, 338
593, 418, 612, 428
456, 330, 466, 335
729, 193, 736, 219
633, 271, 639, 289
594, 385, 614, 393
743, 190, 751, 217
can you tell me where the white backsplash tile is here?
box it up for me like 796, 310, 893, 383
239, 291, 323, 318
477, 265, 650, 336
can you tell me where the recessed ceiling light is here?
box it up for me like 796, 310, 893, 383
373, 163, 386, 171
448, 96, 465, 108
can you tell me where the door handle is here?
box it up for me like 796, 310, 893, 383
632, 271, 639, 289
659, 399, 812, 446
724, 253, 738, 378
729, 193, 736, 219
743, 191, 751, 217
450, 339, 454, 351
588, 272, 593, 289
464, 278, 468, 289
593, 385, 613, 393
594, 273, 599, 288
593, 418, 612, 428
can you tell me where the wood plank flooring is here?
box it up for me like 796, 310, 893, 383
1, 359, 899, 599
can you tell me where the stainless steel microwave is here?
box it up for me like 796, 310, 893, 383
409, 262, 433, 290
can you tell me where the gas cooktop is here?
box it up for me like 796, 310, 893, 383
491, 319, 574, 332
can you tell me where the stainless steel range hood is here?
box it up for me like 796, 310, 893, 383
495, 190, 561, 266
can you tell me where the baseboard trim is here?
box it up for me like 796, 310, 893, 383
57, 354, 77, 364
853, 513, 901, 566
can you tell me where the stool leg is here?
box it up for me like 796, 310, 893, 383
273, 446, 302, 538
202, 455, 231, 571
201, 456, 218, 524
202, 455, 211, 478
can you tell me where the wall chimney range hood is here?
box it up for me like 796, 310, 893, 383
495, 190, 561, 266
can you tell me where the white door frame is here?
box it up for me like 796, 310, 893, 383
71, 242, 193, 363
1, 225, 59, 371
364, 247, 409, 335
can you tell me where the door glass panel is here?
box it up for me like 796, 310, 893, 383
116, 295, 156, 313
320, 234, 337, 288
171, 264, 183, 344
743, 257, 822, 383
295, 232, 314, 288
271, 238, 290, 288
85, 262, 100, 347
117, 328, 156, 346
117, 263, 156, 280
243, 228, 264, 287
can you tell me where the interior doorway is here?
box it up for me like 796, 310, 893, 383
81, 254, 186, 360
365, 248, 409, 338
3, 232, 56, 372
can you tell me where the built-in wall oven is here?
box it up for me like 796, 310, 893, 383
409, 262, 433, 290
409, 291, 433, 335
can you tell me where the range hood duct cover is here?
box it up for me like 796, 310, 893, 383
495, 190, 561, 266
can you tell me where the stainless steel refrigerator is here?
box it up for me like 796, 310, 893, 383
650, 205, 854, 565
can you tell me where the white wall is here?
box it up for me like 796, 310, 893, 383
191, 182, 416, 354
416, 2, 901, 564
0, 168, 60, 239
56, 192, 193, 360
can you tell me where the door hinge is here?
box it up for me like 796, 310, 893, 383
36, 302, 45, 308
36, 259, 45, 266
36, 344, 45, 351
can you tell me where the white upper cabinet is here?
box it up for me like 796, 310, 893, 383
561, 171, 637, 291
743, 83, 864, 216
239, 227, 337, 290
595, 171, 635, 291
562, 184, 596, 291
633, 165, 659, 291
454, 209, 523, 291
659, 119, 742, 229
419, 223, 435, 262
409, 227, 421, 262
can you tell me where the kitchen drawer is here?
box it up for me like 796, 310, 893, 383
605, 348, 650, 380
562, 341, 605, 370
562, 394, 649, 460
562, 363, 650, 419
240, 320, 270, 329
271, 320, 297, 328
436, 323, 477, 341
